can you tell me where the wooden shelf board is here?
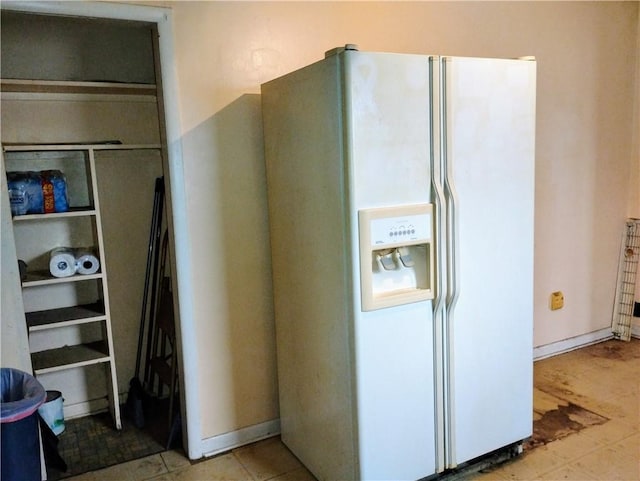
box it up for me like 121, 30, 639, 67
27, 302, 106, 331
3, 143, 161, 152
1, 79, 157, 96
32, 341, 111, 374
22, 271, 103, 287
12, 207, 97, 221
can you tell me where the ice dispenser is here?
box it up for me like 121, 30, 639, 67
358, 204, 434, 311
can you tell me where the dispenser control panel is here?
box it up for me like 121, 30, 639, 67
370, 213, 432, 247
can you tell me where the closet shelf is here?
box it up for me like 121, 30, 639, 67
1, 79, 157, 96
22, 271, 103, 287
27, 302, 106, 332
3, 143, 162, 152
31, 341, 111, 374
12, 207, 97, 222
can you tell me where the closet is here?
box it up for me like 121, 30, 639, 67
1, 10, 175, 429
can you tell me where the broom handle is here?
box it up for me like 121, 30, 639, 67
134, 177, 164, 378
143, 179, 165, 388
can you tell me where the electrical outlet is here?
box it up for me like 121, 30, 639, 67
550, 291, 564, 310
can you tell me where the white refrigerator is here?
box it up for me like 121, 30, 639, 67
261, 45, 536, 481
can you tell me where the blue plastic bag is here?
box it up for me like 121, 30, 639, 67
0, 367, 46, 423
7, 170, 69, 215
1, 368, 47, 481
7, 172, 42, 215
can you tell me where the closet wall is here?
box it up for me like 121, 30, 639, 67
1, 11, 166, 418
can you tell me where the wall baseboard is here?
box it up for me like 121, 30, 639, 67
533, 327, 614, 361
200, 419, 281, 459
63, 393, 127, 421
63, 394, 280, 461
534, 325, 640, 361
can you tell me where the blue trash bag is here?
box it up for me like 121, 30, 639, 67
1, 368, 47, 481
1, 368, 46, 422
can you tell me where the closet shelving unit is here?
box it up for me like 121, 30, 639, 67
3, 69, 162, 428
5, 141, 161, 430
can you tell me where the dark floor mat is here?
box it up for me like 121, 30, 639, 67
46, 398, 178, 480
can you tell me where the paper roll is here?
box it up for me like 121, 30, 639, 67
75, 249, 100, 275
49, 248, 76, 278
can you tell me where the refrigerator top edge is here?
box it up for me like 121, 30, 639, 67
323, 44, 535, 63
261, 45, 535, 90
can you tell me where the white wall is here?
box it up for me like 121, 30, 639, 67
159, 1, 639, 446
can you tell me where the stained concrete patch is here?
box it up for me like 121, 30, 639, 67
587, 339, 640, 361
527, 388, 609, 449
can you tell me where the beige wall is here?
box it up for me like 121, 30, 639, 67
631, 3, 640, 319
2, 0, 631, 448
160, 2, 638, 441
633, 4, 640, 220
0, 0, 636, 457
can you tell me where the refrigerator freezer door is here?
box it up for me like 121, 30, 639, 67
346, 51, 433, 209
443, 56, 536, 466
345, 51, 437, 480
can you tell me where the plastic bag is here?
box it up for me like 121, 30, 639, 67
0, 368, 46, 424
7, 170, 69, 215
41, 170, 69, 213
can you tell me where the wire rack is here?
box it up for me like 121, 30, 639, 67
612, 219, 640, 341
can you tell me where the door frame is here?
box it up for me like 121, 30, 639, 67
1, 1, 202, 459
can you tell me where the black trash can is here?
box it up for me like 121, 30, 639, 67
1, 367, 46, 481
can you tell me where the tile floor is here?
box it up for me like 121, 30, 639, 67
65, 338, 639, 481
473, 338, 639, 481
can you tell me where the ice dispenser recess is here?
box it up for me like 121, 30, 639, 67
359, 204, 434, 311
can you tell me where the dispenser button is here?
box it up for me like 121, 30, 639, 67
379, 251, 397, 270
398, 247, 414, 268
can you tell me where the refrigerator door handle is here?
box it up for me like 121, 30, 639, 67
440, 56, 461, 471
430, 55, 448, 474
430, 59, 446, 318
441, 59, 461, 315
432, 177, 446, 314
444, 162, 460, 313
